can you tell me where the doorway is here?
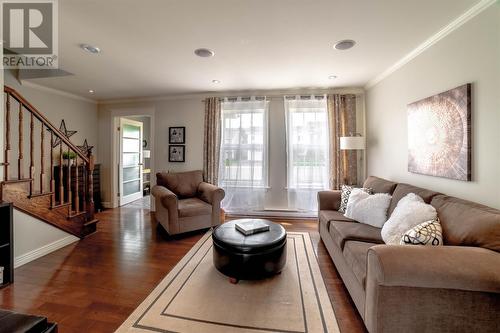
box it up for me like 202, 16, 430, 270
116, 115, 154, 209
119, 118, 144, 206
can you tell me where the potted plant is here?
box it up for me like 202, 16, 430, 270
62, 151, 77, 165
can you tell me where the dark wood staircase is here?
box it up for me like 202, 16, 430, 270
1, 86, 98, 238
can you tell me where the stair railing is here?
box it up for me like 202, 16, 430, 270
3, 86, 95, 221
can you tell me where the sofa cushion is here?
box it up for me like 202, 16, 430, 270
400, 218, 443, 246
339, 185, 372, 213
329, 221, 383, 250
431, 195, 500, 252
319, 210, 356, 230
344, 190, 392, 228
363, 176, 397, 195
388, 183, 440, 216
343, 241, 376, 288
382, 193, 437, 245
178, 198, 212, 217
157, 170, 203, 198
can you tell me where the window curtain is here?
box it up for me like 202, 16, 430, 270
203, 97, 221, 185
218, 98, 269, 213
285, 96, 329, 212
327, 94, 358, 189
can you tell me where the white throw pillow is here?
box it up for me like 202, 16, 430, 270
338, 185, 372, 213
400, 218, 443, 246
344, 188, 392, 228
382, 193, 437, 245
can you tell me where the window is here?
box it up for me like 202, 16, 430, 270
285, 97, 329, 190
219, 99, 269, 188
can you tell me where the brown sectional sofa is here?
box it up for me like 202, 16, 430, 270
318, 176, 500, 333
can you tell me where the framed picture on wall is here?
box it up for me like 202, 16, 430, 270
169, 145, 185, 162
169, 127, 185, 144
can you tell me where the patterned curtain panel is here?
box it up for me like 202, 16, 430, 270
203, 97, 222, 185
327, 94, 358, 189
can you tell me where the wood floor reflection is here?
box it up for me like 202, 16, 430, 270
0, 198, 365, 332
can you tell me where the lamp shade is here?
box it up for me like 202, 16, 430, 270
143, 150, 151, 158
340, 136, 366, 150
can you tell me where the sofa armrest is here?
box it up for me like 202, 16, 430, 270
365, 245, 500, 333
317, 190, 341, 211
152, 185, 177, 211
198, 182, 225, 205
367, 245, 500, 293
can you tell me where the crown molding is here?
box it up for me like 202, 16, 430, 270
98, 87, 365, 105
20, 80, 98, 104
365, 0, 497, 89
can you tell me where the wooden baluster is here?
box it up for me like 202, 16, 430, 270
86, 153, 95, 221
82, 159, 87, 214
4, 94, 10, 180
29, 113, 34, 195
67, 147, 72, 216
50, 130, 55, 206
40, 123, 45, 193
59, 143, 63, 204
18, 104, 24, 179
75, 155, 79, 213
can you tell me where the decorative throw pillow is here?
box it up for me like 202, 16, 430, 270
381, 193, 437, 245
344, 188, 392, 228
338, 185, 372, 213
400, 218, 443, 246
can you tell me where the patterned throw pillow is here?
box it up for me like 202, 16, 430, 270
400, 218, 443, 246
339, 185, 372, 213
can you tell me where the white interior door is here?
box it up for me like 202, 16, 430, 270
119, 118, 143, 206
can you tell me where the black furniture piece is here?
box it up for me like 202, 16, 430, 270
0, 309, 57, 333
0, 202, 13, 288
212, 219, 287, 282
54, 163, 102, 212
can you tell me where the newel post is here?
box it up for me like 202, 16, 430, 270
86, 152, 95, 220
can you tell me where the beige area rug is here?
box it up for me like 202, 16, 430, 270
116, 232, 340, 333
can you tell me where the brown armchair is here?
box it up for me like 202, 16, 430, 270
152, 170, 225, 235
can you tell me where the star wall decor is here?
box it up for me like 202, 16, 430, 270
51, 119, 77, 148
77, 139, 94, 156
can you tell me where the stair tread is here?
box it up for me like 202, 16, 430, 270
29, 191, 54, 198
2, 178, 33, 184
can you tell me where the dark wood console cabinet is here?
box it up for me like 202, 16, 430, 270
0, 201, 13, 288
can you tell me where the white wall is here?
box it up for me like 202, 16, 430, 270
99, 89, 365, 209
13, 209, 78, 267
366, 5, 500, 209
2, 71, 98, 266
4, 70, 99, 158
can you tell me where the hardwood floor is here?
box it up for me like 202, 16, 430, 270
0, 199, 365, 332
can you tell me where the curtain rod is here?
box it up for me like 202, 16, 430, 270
201, 93, 356, 103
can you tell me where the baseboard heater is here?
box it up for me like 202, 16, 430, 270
261, 208, 300, 212
227, 208, 317, 219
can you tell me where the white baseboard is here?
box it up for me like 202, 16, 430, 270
102, 201, 114, 209
14, 235, 79, 268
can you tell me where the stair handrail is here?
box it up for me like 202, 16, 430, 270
3, 85, 96, 227
4, 86, 90, 164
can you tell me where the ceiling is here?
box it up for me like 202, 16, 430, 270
20, 0, 479, 101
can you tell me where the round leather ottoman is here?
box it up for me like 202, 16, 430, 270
212, 219, 287, 282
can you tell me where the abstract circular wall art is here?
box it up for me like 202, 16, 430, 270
407, 84, 471, 181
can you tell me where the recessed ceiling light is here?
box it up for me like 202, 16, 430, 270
88, 89, 95, 94
81, 44, 101, 54
194, 48, 215, 57
333, 40, 356, 50
212, 79, 221, 84
328, 75, 337, 80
